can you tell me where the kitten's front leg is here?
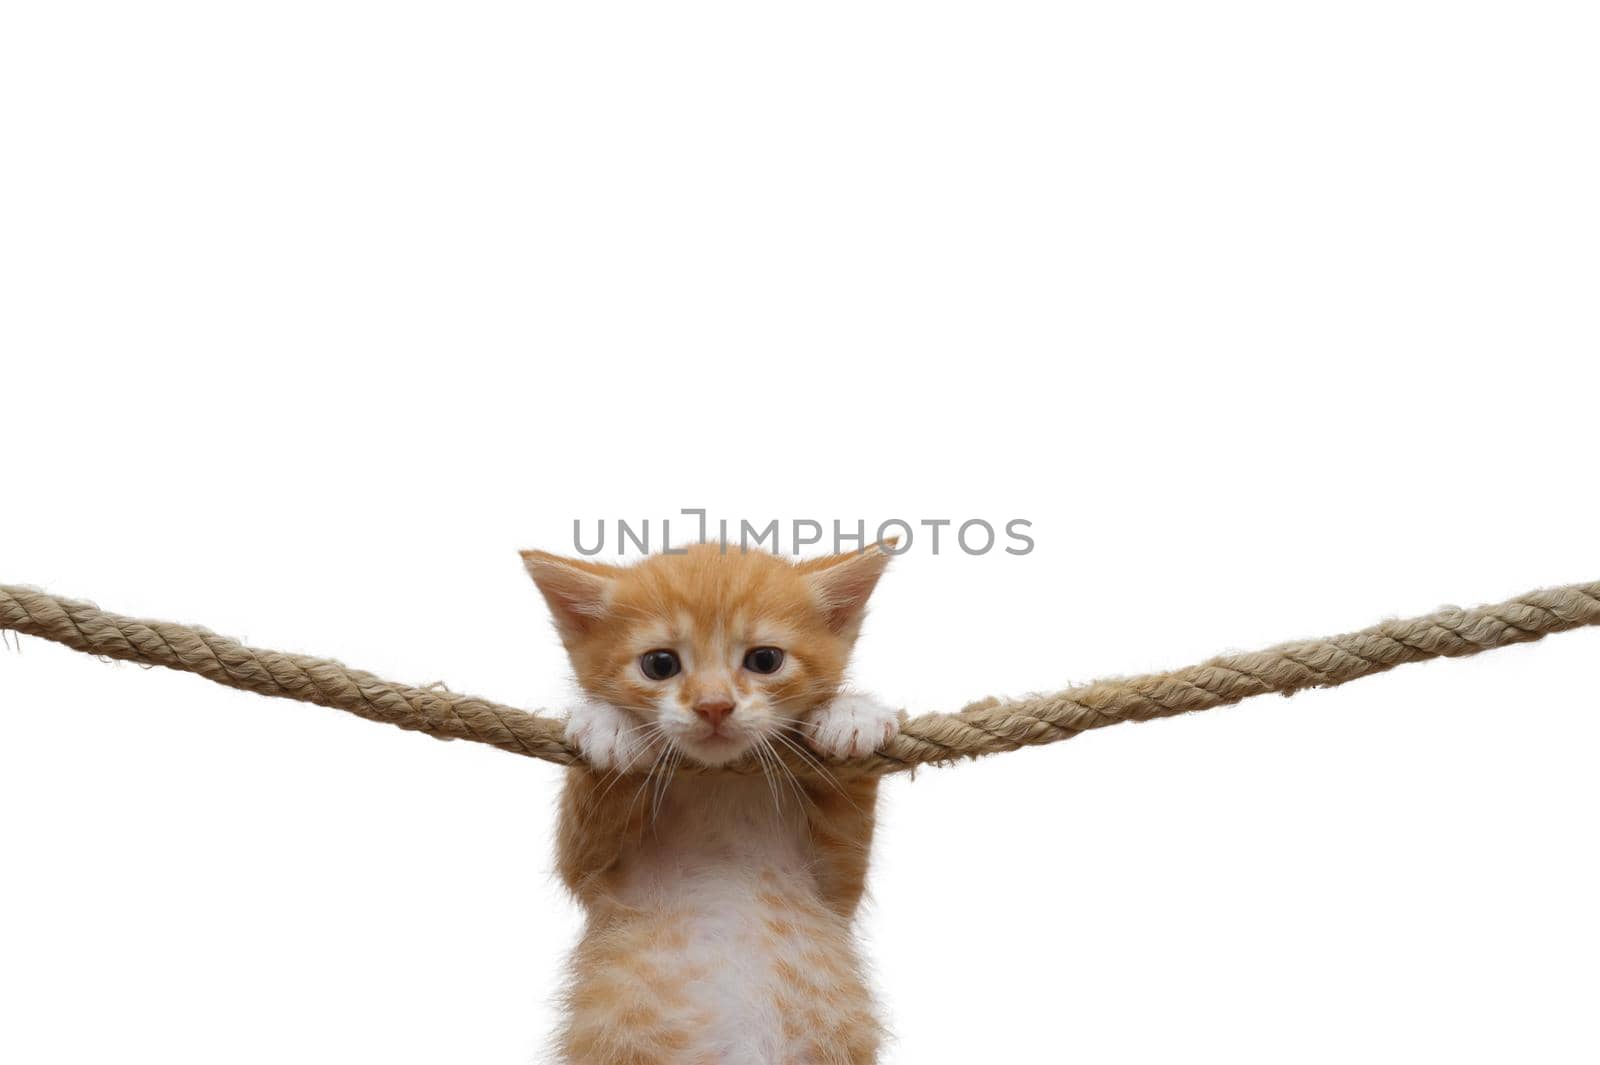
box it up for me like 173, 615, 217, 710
557, 698, 663, 903
804, 693, 898, 918
806, 691, 902, 759
563, 696, 661, 773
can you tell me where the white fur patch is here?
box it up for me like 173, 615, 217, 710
603, 778, 867, 1062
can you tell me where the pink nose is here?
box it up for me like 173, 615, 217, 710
694, 699, 735, 730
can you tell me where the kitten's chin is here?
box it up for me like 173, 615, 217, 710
676, 732, 755, 768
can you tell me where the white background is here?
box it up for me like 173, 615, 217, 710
2, 2, 1597, 1062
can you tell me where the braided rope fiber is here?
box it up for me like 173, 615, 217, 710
2, 581, 1597, 775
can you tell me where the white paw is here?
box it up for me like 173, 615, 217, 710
564, 698, 659, 773
806, 692, 901, 759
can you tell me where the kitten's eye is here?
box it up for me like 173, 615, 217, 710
743, 647, 785, 675
639, 650, 681, 681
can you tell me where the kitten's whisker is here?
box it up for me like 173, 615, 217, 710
649, 743, 680, 831
753, 738, 785, 813
774, 747, 816, 816
576, 767, 627, 832
649, 749, 669, 827
761, 735, 813, 813
763, 739, 803, 815
625, 741, 674, 831
587, 720, 669, 811
751, 740, 785, 819
772, 728, 856, 807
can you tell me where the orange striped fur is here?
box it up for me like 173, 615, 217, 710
523, 544, 899, 1064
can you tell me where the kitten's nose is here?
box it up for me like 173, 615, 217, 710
694, 699, 735, 730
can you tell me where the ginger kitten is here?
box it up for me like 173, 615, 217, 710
522, 542, 901, 1065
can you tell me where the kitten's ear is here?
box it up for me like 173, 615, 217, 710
802, 539, 896, 638
519, 550, 616, 641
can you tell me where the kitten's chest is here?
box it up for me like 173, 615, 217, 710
564, 776, 882, 1062
615, 777, 816, 896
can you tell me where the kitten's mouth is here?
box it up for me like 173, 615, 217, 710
680, 731, 753, 766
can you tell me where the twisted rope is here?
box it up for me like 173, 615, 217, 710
2, 580, 1597, 775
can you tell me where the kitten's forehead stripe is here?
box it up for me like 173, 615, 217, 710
633, 621, 674, 649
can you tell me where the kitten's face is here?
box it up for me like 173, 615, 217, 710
523, 543, 890, 767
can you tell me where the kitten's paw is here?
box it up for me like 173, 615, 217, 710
806, 692, 901, 759
564, 698, 659, 773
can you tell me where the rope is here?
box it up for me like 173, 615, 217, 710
2, 580, 1596, 775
